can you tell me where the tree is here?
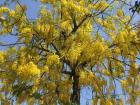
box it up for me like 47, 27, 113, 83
0, 0, 140, 105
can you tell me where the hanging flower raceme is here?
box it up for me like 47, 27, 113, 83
120, 79, 128, 89
0, 51, 4, 63
16, 62, 40, 80
92, 1, 108, 11
93, 41, 106, 55
79, 70, 95, 86
0, 7, 10, 16
18, 27, 33, 44
66, 45, 82, 64
46, 54, 60, 66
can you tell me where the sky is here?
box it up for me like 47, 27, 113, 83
0, 0, 140, 105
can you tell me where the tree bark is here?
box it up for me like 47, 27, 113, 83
71, 72, 80, 105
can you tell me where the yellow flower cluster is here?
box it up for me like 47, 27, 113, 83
66, 45, 82, 63
93, 1, 108, 11
112, 47, 121, 55
40, 9, 47, 17
106, 100, 113, 105
11, 60, 17, 70
47, 82, 56, 92
59, 93, 70, 104
79, 70, 95, 86
96, 18, 115, 31
112, 29, 138, 55
93, 41, 106, 54
42, 65, 49, 73
102, 69, 111, 76
120, 79, 128, 89
40, 0, 48, 3
0, 51, 4, 63
0, 7, 10, 16
19, 27, 33, 44
0, 7, 15, 34
47, 54, 60, 66
79, 42, 94, 62
70, 1, 89, 14
9, 10, 15, 18
36, 23, 50, 35
117, 30, 128, 43
40, 0, 56, 4
57, 80, 72, 104
60, 20, 72, 33
117, 9, 124, 17
113, 29, 128, 45
16, 62, 40, 80
62, 0, 91, 18
61, 0, 67, 5
129, 64, 138, 77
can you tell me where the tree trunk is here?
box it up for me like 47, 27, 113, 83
71, 73, 80, 105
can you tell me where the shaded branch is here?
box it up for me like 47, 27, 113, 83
0, 42, 24, 46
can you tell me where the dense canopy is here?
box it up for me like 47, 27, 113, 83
0, 0, 140, 105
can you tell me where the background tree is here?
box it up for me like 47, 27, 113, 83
0, 0, 140, 105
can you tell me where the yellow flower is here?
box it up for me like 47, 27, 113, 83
61, 0, 67, 5
91, 98, 98, 105
79, 71, 87, 85
19, 27, 33, 44
9, 10, 15, 18
0, 51, 4, 63
96, 18, 103, 25
59, 93, 70, 104
67, 46, 82, 63
106, 100, 113, 105
88, 71, 94, 78
0, 7, 10, 16
94, 41, 105, 54
48, 82, 56, 90
47, 54, 60, 66
40, 8, 48, 16
117, 30, 128, 43
103, 69, 110, 76
127, 77, 133, 84
40, 0, 48, 3
120, 80, 128, 88
21, 27, 32, 34
117, 9, 124, 17
113, 48, 121, 54
131, 31, 136, 35
37, 24, 50, 34
11, 61, 18, 70
43, 65, 49, 73
80, 71, 86, 79
93, 1, 108, 11
17, 62, 40, 80
40, 0, 55, 4
101, 1, 108, 9
103, 20, 109, 28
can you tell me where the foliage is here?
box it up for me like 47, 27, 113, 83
0, 0, 140, 105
